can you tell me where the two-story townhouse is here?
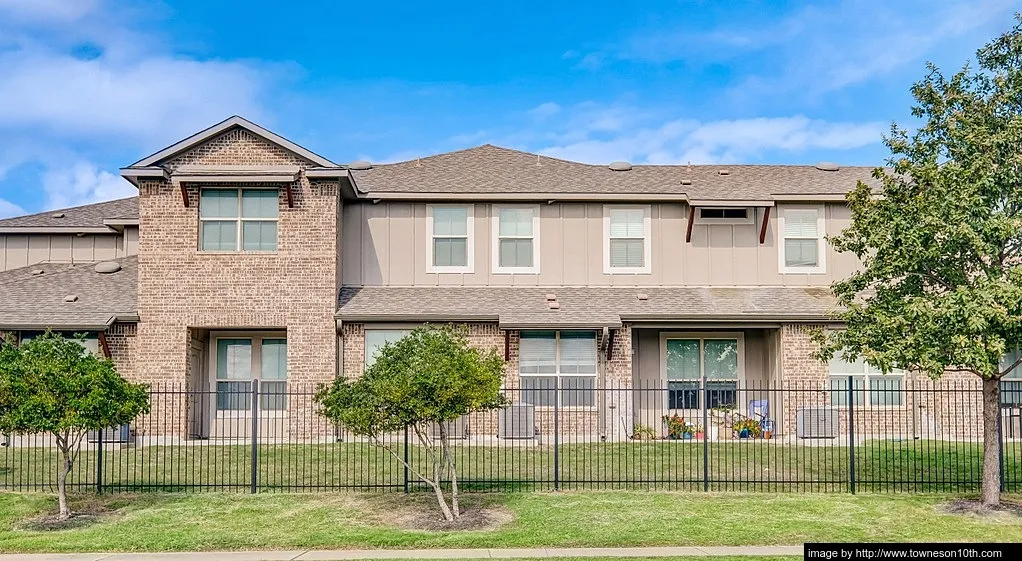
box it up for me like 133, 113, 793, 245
3, 116, 1016, 441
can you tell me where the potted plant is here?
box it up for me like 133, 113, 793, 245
632, 423, 657, 441
662, 414, 687, 440
733, 418, 763, 439
693, 423, 704, 440
711, 404, 736, 440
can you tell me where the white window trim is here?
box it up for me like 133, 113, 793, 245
693, 206, 755, 225
659, 332, 746, 412
198, 187, 279, 253
208, 331, 288, 416
603, 204, 652, 274
491, 204, 541, 274
828, 357, 905, 408
518, 331, 598, 409
426, 204, 475, 274
778, 205, 827, 274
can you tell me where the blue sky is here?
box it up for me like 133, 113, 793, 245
0, 0, 1017, 217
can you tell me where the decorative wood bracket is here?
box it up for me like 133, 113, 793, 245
759, 206, 771, 244
504, 331, 510, 361
685, 206, 696, 243
285, 183, 295, 208
180, 184, 189, 208
606, 329, 616, 361
98, 332, 111, 359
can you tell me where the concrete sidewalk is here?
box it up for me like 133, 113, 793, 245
0, 546, 803, 561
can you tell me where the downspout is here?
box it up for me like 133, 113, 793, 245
601, 326, 609, 440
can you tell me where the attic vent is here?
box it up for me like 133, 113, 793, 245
64, 295, 78, 303
95, 261, 122, 274
717, 169, 730, 176
548, 301, 561, 310
545, 293, 557, 301
815, 162, 840, 172
349, 160, 372, 170
680, 179, 693, 186
31, 269, 44, 275
51, 212, 65, 218
636, 293, 649, 301
608, 161, 632, 171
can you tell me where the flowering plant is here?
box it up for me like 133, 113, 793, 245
663, 414, 696, 439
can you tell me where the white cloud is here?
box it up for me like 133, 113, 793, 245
530, 104, 884, 165
0, 198, 25, 219
41, 162, 136, 210
526, 102, 561, 119
0, 0, 281, 212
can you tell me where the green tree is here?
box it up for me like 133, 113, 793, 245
316, 325, 505, 520
815, 16, 1022, 507
0, 332, 150, 519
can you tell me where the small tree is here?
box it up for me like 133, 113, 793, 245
0, 332, 150, 519
816, 16, 1022, 507
316, 325, 505, 521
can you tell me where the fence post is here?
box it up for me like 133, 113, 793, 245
847, 375, 856, 495
250, 379, 259, 494
553, 377, 560, 491
998, 380, 1005, 493
403, 426, 410, 494
702, 382, 709, 492
95, 427, 103, 494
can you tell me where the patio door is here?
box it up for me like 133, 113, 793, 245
663, 335, 742, 414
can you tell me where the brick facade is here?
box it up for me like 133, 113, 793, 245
134, 127, 340, 436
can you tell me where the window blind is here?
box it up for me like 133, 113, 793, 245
783, 209, 818, 238
558, 332, 597, 374
519, 331, 557, 374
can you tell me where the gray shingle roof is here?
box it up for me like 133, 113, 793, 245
348, 145, 877, 199
0, 256, 137, 330
337, 285, 840, 326
0, 197, 138, 229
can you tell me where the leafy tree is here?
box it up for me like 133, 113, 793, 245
316, 325, 505, 520
0, 332, 150, 519
815, 16, 1022, 507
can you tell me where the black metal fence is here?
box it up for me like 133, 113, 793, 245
2, 378, 1020, 494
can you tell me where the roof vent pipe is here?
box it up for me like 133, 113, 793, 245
52, 212, 65, 218
717, 169, 730, 176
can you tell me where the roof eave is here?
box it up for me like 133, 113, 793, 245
0, 227, 116, 234
353, 191, 691, 202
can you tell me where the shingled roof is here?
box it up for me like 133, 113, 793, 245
348, 144, 877, 200
0, 197, 138, 230
0, 256, 138, 330
337, 285, 840, 327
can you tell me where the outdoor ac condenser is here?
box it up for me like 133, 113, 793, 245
498, 404, 536, 439
796, 407, 839, 439
431, 416, 469, 439
87, 424, 131, 443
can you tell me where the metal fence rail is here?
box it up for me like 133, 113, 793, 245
2, 379, 1019, 494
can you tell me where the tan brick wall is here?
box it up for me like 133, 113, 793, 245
135, 127, 340, 437
105, 322, 137, 380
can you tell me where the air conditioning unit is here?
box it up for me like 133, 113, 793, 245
498, 404, 536, 439
431, 416, 469, 439
796, 407, 839, 439
88, 424, 131, 444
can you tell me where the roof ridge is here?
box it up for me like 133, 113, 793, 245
0, 196, 139, 226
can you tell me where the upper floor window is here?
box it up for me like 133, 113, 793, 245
427, 205, 474, 273
604, 205, 651, 274
200, 188, 278, 252
493, 205, 539, 273
695, 207, 753, 225
779, 207, 825, 274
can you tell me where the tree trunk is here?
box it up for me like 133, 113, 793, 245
429, 479, 455, 522
56, 441, 73, 520
981, 377, 1001, 508
439, 423, 460, 518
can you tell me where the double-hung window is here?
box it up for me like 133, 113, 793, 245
664, 337, 740, 410
493, 205, 539, 273
428, 205, 473, 273
779, 207, 825, 273
604, 205, 651, 274
364, 329, 412, 368
828, 354, 903, 406
1001, 349, 1022, 406
215, 336, 287, 411
519, 331, 597, 407
200, 188, 279, 252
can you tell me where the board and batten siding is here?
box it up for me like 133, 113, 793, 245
0, 228, 137, 272
341, 202, 859, 287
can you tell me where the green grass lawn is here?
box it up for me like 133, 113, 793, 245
0, 491, 1020, 553
4, 439, 1019, 493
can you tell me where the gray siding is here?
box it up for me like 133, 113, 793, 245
0, 230, 136, 271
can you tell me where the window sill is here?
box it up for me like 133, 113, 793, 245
780, 266, 826, 275
604, 268, 652, 275
427, 267, 474, 274
492, 269, 540, 275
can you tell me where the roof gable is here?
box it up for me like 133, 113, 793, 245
127, 116, 338, 168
